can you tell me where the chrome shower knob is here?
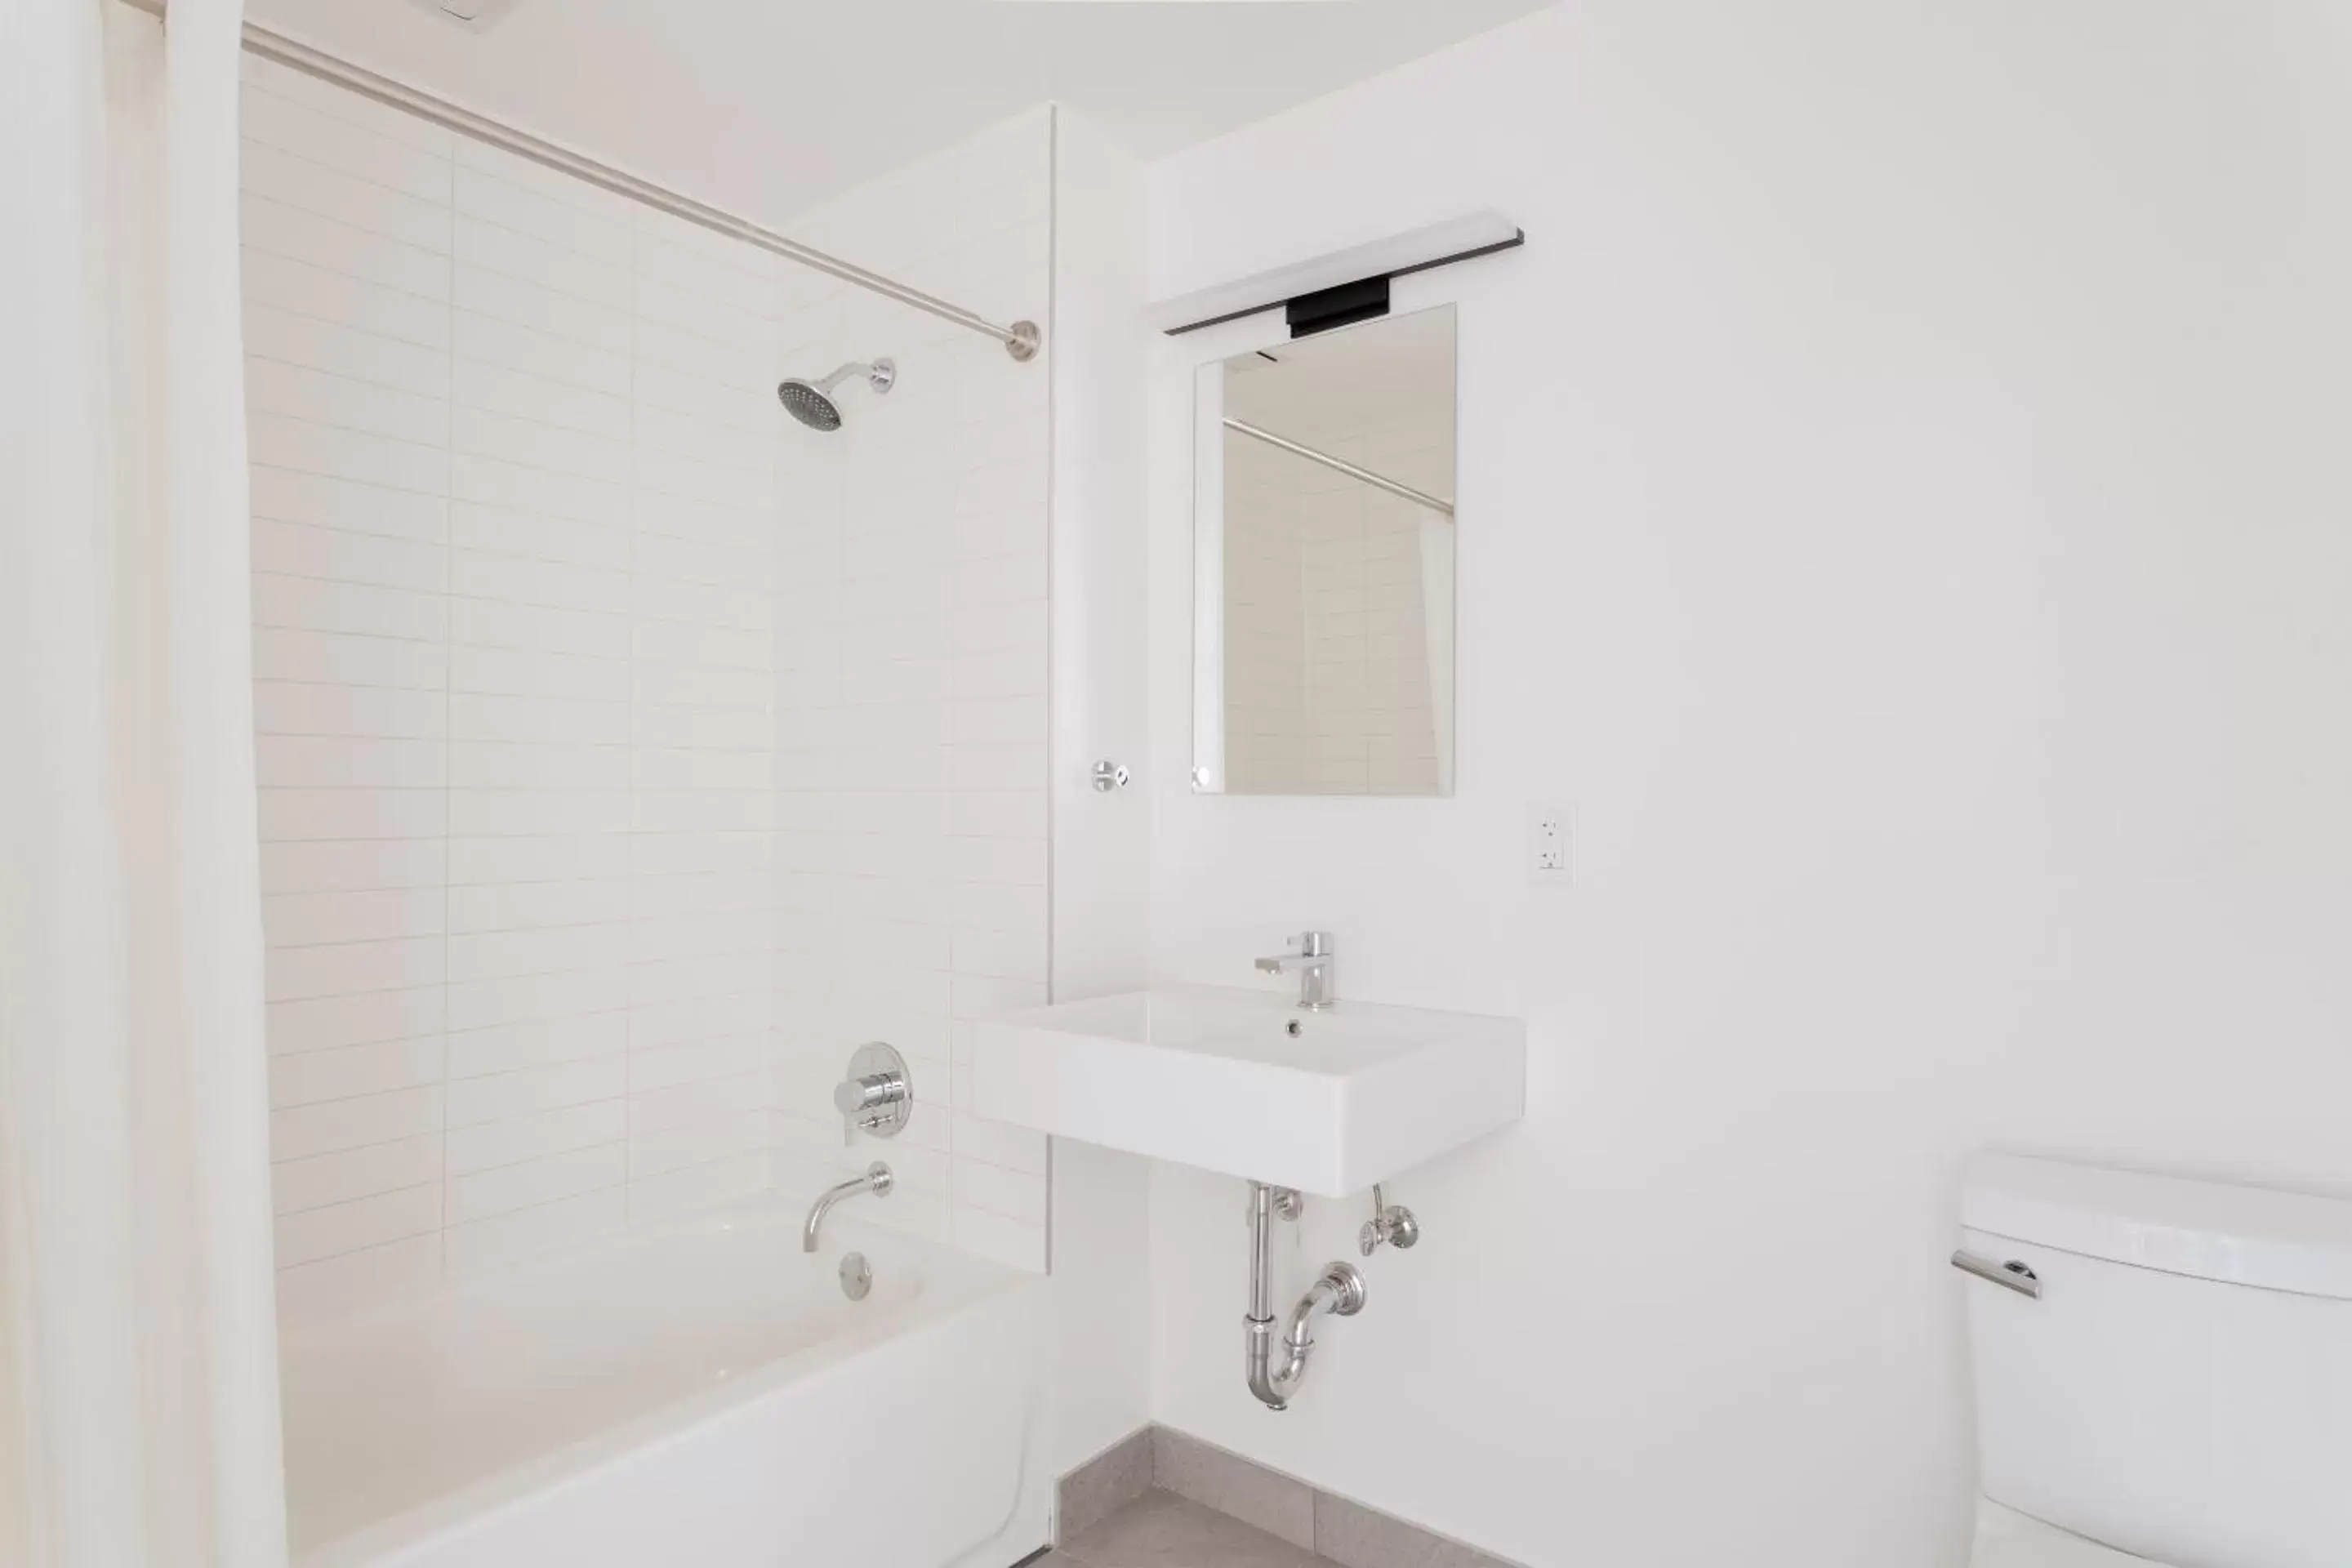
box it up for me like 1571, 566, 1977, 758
833, 1042, 911, 1138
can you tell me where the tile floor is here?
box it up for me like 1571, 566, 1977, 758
1045, 1488, 1339, 1568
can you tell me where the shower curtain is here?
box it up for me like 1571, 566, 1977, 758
1, 0, 290, 1563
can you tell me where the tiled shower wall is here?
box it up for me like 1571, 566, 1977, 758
242, 53, 787, 1320
765, 110, 1056, 1273
241, 55, 1057, 1316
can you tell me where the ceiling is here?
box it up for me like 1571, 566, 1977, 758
247, 0, 1552, 229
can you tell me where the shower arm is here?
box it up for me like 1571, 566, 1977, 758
114, 0, 1042, 363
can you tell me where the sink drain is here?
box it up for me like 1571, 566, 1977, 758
839, 1250, 872, 1301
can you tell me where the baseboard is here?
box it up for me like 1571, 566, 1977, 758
1054, 1423, 1523, 1567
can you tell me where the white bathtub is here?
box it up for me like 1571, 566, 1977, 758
279, 1194, 1050, 1568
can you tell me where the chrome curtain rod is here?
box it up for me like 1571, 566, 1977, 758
122, 0, 1041, 362
1223, 418, 1455, 519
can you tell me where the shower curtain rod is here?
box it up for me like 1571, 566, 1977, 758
1223, 418, 1456, 519
122, 0, 1042, 363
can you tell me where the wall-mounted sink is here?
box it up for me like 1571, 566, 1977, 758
969, 987, 1525, 1196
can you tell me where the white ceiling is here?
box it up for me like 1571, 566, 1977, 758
247, 0, 1552, 229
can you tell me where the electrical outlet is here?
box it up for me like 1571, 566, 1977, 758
1526, 803, 1570, 886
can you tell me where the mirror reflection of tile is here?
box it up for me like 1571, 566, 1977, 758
1201, 305, 1457, 797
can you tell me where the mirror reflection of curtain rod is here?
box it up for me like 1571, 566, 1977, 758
1223, 419, 1456, 519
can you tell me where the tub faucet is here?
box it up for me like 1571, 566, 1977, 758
1255, 930, 1335, 1010
803, 1161, 892, 1252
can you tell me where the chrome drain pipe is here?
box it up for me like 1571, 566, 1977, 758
1244, 1182, 1368, 1411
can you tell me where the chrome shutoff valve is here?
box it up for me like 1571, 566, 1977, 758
1358, 1184, 1419, 1257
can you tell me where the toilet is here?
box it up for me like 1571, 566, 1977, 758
1958, 1156, 2352, 1567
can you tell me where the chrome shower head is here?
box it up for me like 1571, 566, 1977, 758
776, 358, 895, 431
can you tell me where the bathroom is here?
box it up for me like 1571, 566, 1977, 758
6, 1, 2352, 1565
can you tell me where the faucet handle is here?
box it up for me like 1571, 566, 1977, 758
834, 1042, 911, 1138
1293, 930, 1334, 956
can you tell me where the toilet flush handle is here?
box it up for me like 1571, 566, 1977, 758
1951, 1250, 2042, 1300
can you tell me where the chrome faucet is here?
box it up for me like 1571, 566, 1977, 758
802, 1161, 892, 1252
1254, 930, 1335, 1010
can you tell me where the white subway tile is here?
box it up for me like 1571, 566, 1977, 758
445, 1142, 626, 1225
445, 1057, 626, 1129
452, 547, 630, 616
448, 597, 631, 661
270, 1036, 446, 1109
252, 574, 448, 644
241, 138, 451, 257
259, 838, 446, 896
449, 644, 630, 703
256, 786, 447, 844
268, 987, 445, 1057
444, 1098, 628, 1176
246, 306, 449, 399
452, 359, 630, 440
454, 166, 632, 265
243, 60, 451, 155
451, 452, 629, 527
243, 249, 450, 350
265, 936, 445, 1003
453, 405, 631, 486
272, 1134, 443, 1216
242, 190, 452, 301
271, 1085, 444, 1163
448, 693, 630, 746
253, 520, 448, 595
457, 216, 630, 307
443, 967, 630, 1033
452, 305, 630, 393
256, 735, 446, 790
264, 887, 446, 947
248, 413, 449, 497
446, 1011, 629, 1079
448, 921, 631, 984
447, 832, 631, 886
243, 86, 451, 202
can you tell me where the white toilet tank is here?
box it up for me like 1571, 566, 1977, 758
1961, 1156, 2352, 1568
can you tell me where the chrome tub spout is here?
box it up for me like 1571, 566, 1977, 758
802, 1161, 893, 1252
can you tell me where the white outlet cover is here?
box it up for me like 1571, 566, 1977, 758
1526, 802, 1570, 886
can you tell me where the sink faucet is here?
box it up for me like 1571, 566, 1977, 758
802, 1161, 892, 1251
1254, 931, 1336, 1010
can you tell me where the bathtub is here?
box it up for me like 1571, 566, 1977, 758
279, 1193, 1050, 1568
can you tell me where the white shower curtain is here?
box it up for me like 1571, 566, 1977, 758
0, 0, 290, 1563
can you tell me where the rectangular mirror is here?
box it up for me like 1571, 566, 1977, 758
1192, 304, 1457, 795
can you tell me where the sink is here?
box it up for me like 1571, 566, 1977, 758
969, 987, 1525, 1196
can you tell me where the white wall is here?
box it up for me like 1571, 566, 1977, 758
1042, 108, 1159, 1472
764, 110, 1060, 1274
241, 53, 786, 1321
1142, 4, 2352, 1565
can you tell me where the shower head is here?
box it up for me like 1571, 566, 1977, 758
776, 358, 896, 431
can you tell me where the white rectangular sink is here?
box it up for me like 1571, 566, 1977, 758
969, 987, 1525, 1196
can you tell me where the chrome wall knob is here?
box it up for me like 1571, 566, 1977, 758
834, 1042, 911, 1138
833, 1072, 904, 1117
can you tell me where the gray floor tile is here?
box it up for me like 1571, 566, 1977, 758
1060, 1488, 1332, 1568
1153, 1427, 1317, 1550
1058, 1427, 1156, 1544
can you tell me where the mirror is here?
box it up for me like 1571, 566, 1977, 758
1192, 305, 1457, 795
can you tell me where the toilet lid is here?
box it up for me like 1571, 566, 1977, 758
1973, 1502, 2172, 1568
